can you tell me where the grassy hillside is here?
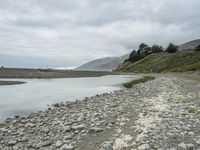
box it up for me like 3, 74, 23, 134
116, 51, 200, 72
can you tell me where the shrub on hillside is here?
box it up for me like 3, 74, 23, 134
151, 44, 164, 53
128, 43, 151, 62
128, 43, 164, 62
194, 45, 200, 51
129, 50, 138, 62
166, 43, 178, 53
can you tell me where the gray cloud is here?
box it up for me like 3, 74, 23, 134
0, 0, 200, 68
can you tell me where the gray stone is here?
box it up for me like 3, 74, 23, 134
186, 143, 194, 149
37, 141, 52, 148
188, 131, 194, 136
196, 139, 200, 145
12, 145, 19, 150
89, 127, 103, 133
177, 143, 186, 149
138, 144, 150, 150
63, 126, 70, 132
101, 142, 113, 150
25, 123, 35, 128
64, 133, 72, 140
60, 144, 74, 150
56, 140, 63, 148
182, 126, 190, 131
8, 140, 17, 146
71, 124, 85, 131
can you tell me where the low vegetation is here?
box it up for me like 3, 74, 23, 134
116, 42, 200, 73
194, 44, 200, 51
165, 43, 178, 53
123, 76, 155, 88
125, 43, 178, 64
126, 43, 164, 63
117, 51, 200, 73
187, 108, 198, 113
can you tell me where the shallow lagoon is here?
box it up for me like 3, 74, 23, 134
0, 75, 140, 121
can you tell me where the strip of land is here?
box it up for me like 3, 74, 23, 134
0, 68, 125, 85
0, 73, 200, 149
0, 68, 120, 79
0, 80, 26, 85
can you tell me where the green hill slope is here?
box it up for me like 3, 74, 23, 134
116, 51, 200, 72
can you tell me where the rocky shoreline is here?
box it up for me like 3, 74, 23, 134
0, 74, 200, 150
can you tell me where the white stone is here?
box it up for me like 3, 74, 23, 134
60, 144, 74, 150
56, 140, 63, 148
177, 143, 186, 149
137, 144, 150, 150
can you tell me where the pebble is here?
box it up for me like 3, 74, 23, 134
63, 126, 70, 132
101, 142, 113, 150
56, 140, 63, 148
186, 143, 194, 149
60, 144, 74, 150
89, 127, 104, 133
64, 133, 72, 140
188, 131, 194, 136
196, 139, 200, 145
7, 140, 17, 146
71, 124, 85, 131
137, 144, 150, 150
37, 141, 52, 148
177, 142, 186, 149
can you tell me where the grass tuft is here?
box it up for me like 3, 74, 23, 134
187, 108, 198, 113
123, 76, 155, 88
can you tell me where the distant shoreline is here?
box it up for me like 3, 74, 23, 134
0, 67, 122, 79
0, 68, 126, 85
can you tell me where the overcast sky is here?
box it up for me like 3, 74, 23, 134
0, 0, 200, 68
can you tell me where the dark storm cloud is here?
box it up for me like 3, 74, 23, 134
0, 0, 200, 68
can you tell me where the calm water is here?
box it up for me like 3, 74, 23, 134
0, 75, 139, 122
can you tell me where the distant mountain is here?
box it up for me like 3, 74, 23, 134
179, 39, 200, 51
76, 54, 129, 71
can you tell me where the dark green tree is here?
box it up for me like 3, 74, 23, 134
151, 44, 164, 53
139, 43, 148, 50
166, 43, 178, 53
138, 43, 151, 57
194, 45, 200, 51
127, 43, 164, 63
129, 50, 138, 61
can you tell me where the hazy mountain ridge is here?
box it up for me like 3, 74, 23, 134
179, 39, 200, 51
76, 54, 129, 71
